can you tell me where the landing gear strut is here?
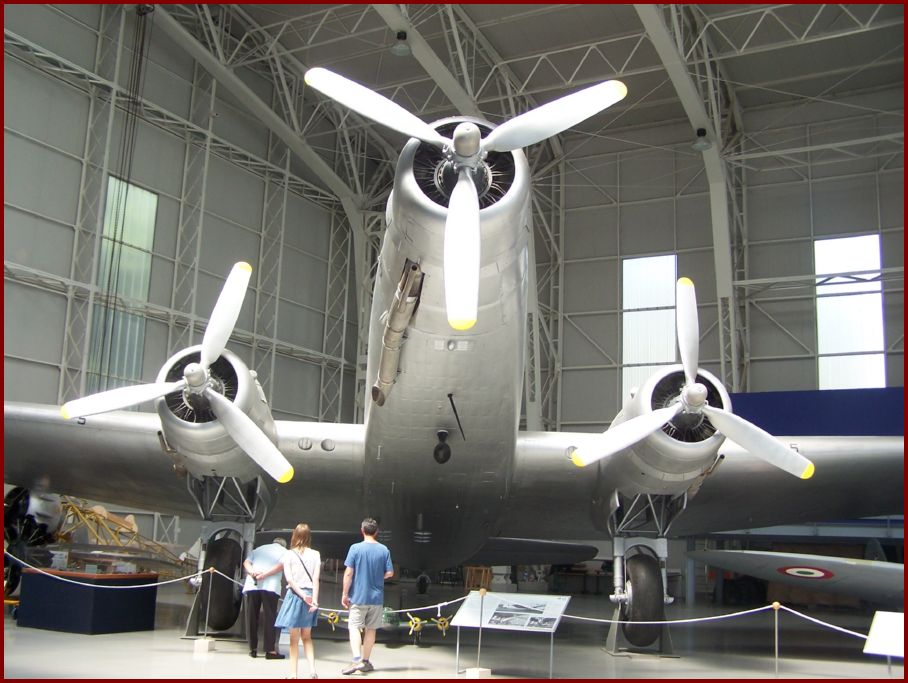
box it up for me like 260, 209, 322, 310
606, 539, 675, 655
603, 491, 684, 655
180, 472, 272, 638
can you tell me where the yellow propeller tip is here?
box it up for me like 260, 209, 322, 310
800, 462, 815, 480
277, 467, 294, 484
237, 262, 252, 272
678, 277, 693, 286
570, 451, 586, 468
60, 406, 71, 420
448, 319, 476, 331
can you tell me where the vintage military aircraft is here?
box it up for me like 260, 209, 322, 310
4, 68, 903, 646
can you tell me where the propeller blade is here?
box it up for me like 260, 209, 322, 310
571, 404, 681, 467
204, 388, 294, 484
60, 380, 186, 419
701, 405, 815, 479
483, 80, 627, 153
304, 67, 450, 148
200, 262, 252, 370
444, 168, 481, 331
676, 277, 699, 386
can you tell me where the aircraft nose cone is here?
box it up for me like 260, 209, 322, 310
183, 362, 207, 389
453, 122, 481, 158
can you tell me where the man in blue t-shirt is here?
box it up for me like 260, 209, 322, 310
341, 518, 393, 675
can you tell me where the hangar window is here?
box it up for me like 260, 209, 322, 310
621, 254, 677, 397
814, 234, 885, 389
87, 176, 157, 393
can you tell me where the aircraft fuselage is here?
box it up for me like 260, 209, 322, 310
363, 121, 531, 569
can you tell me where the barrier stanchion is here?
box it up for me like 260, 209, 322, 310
773, 601, 780, 677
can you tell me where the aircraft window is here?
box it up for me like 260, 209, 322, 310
87, 176, 158, 395
814, 234, 885, 389
621, 254, 677, 397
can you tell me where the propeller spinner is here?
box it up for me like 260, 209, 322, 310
304, 67, 627, 330
571, 278, 815, 480
60, 262, 294, 484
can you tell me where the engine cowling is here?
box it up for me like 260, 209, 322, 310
599, 365, 731, 497
155, 345, 277, 482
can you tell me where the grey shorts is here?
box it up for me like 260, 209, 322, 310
348, 603, 384, 630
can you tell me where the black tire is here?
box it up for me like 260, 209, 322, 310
620, 553, 665, 647
199, 536, 243, 631
416, 574, 430, 595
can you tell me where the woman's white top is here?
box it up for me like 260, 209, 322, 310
282, 547, 320, 590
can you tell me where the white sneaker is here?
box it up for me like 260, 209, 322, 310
341, 660, 364, 675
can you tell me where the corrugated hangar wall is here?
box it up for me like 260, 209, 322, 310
4, 5, 359, 423
4, 5, 904, 434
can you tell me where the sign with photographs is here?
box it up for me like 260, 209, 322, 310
451, 591, 571, 633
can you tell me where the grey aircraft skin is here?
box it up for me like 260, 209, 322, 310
3, 71, 903, 639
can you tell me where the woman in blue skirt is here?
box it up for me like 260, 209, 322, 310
275, 522, 321, 678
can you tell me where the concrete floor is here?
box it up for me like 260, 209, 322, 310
3, 574, 902, 679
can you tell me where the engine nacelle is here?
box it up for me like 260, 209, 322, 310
599, 365, 731, 497
154, 345, 277, 482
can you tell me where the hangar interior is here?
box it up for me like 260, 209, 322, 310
3, 4, 904, 678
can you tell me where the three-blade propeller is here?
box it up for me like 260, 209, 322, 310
571, 278, 815, 480
60, 262, 294, 483
304, 67, 627, 330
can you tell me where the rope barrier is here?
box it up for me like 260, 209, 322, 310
562, 603, 774, 625
4, 550, 204, 590
4, 551, 466, 620
3, 551, 879, 646
778, 604, 869, 640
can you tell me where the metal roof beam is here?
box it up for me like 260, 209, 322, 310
371, 4, 482, 118
635, 4, 738, 387
154, 6, 355, 202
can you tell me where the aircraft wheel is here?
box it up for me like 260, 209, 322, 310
416, 573, 430, 595
199, 536, 243, 631
620, 553, 664, 647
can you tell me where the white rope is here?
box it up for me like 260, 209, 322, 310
779, 604, 869, 640
385, 595, 468, 615
4, 551, 202, 589
562, 604, 773, 625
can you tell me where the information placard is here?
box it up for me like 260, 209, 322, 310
451, 591, 570, 633
863, 611, 904, 658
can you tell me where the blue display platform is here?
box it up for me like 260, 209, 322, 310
17, 569, 158, 634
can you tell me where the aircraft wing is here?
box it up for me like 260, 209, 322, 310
3, 401, 366, 530
688, 549, 904, 606
4, 402, 197, 515
467, 538, 599, 566
503, 432, 903, 539
667, 436, 904, 535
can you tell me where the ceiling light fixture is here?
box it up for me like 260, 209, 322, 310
390, 31, 411, 57
691, 127, 712, 152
